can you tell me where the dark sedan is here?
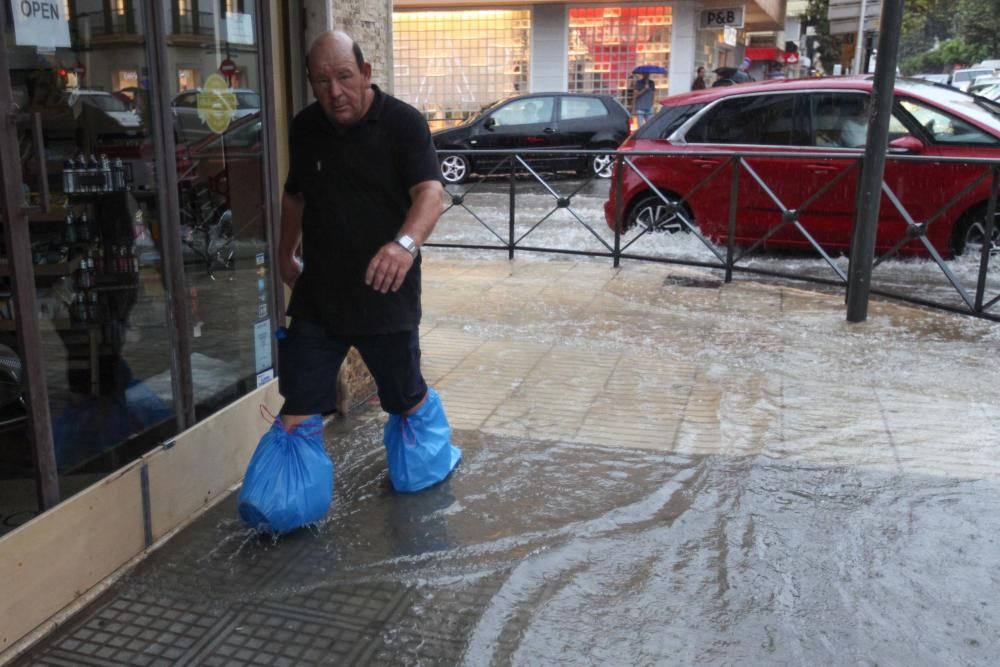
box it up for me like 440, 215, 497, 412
433, 92, 630, 184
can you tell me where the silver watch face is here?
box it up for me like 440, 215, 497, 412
396, 234, 418, 255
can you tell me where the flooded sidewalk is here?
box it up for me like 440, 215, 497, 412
13, 258, 1000, 666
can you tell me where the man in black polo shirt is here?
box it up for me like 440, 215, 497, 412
276, 31, 460, 493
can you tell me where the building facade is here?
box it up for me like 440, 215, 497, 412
391, 0, 787, 128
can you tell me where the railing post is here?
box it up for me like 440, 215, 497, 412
509, 155, 516, 260
726, 157, 740, 283
613, 152, 623, 268
975, 165, 998, 312
846, 0, 904, 322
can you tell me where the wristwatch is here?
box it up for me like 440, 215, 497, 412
395, 233, 419, 258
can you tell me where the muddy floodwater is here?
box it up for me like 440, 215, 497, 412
13, 259, 1000, 666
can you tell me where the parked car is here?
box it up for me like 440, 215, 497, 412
973, 83, 1000, 101
42, 89, 143, 147
171, 88, 260, 144
950, 68, 994, 92
604, 76, 1000, 259
432, 92, 630, 184
912, 73, 950, 85
969, 76, 1000, 95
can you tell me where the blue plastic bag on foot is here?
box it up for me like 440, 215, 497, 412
238, 415, 333, 533
384, 388, 462, 493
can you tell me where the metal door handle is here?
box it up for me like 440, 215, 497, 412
543, 127, 555, 134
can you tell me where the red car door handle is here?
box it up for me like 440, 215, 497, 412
693, 158, 721, 169
806, 163, 839, 174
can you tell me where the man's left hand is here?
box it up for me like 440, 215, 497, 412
365, 242, 414, 294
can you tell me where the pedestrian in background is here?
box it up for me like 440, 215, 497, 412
632, 72, 656, 126
692, 66, 707, 90
276, 30, 461, 491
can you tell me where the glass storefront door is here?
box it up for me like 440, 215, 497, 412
0, 0, 276, 536
162, 1, 275, 419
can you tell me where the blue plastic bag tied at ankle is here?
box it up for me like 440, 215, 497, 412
238, 415, 333, 534
384, 388, 462, 493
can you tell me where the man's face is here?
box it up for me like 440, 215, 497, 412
308, 44, 372, 127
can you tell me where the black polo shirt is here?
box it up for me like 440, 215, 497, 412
284, 85, 442, 335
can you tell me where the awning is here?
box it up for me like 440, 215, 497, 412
744, 47, 786, 63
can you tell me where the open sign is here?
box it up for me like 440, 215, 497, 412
12, 0, 71, 48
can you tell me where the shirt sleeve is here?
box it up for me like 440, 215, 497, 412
395, 104, 443, 189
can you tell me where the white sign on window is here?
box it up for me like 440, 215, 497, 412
253, 319, 272, 374
226, 12, 254, 45
11, 0, 71, 49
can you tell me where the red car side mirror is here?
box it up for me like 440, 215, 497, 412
888, 135, 925, 154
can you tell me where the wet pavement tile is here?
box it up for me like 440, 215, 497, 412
13, 410, 1000, 666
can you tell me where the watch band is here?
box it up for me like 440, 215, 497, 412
395, 233, 419, 257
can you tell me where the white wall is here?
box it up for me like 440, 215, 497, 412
530, 4, 568, 92
668, 3, 697, 95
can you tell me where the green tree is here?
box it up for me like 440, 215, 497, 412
800, 0, 842, 74
956, 0, 1000, 60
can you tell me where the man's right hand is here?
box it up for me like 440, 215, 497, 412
280, 256, 303, 288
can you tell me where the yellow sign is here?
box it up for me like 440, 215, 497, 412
197, 73, 237, 134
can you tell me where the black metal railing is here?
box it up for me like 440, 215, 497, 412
430, 148, 998, 321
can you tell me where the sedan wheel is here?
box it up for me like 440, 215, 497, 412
954, 209, 1000, 258
627, 194, 690, 234
439, 154, 469, 184
591, 153, 615, 179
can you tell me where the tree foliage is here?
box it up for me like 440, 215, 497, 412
799, 0, 842, 74
897, 0, 1000, 73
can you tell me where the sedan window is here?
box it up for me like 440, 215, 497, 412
636, 104, 703, 140
900, 98, 1000, 145
812, 93, 869, 148
685, 94, 808, 146
490, 97, 554, 126
560, 96, 607, 120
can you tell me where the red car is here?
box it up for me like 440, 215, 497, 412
604, 76, 1000, 258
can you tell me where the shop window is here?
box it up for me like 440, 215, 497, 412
111, 69, 139, 94
568, 6, 672, 112
178, 68, 199, 92
392, 10, 531, 130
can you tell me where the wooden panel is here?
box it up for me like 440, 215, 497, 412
0, 465, 145, 652
147, 381, 282, 541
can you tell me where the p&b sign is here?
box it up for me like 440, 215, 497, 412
700, 6, 745, 29
11, 0, 71, 49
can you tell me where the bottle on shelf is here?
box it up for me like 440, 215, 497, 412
87, 155, 99, 193
77, 210, 90, 242
118, 244, 129, 273
62, 159, 75, 194
93, 237, 103, 274
64, 210, 77, 245
100, 155, 112, 192
75, 154, 88, 192
88, 292, 100, 322
110, 244, 120, 273
71, 292, 86, 322
112, 158, 125, 191
130, 245, 139, 274
77, 254, 92, 290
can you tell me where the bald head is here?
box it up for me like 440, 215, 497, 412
307, 31, 365, 74
306, 30, 374, 128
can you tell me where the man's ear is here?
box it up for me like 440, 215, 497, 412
361, 62, 373, 81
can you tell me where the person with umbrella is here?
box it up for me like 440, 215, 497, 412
631, 65, 665, 126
